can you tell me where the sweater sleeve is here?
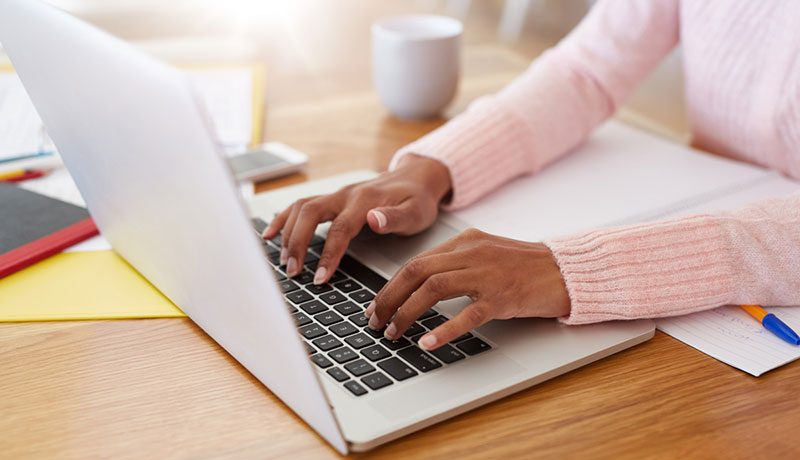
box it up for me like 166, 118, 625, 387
389, 0, 679, 209
545, 192, 800, 324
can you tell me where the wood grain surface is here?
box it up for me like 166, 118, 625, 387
2, 2, 796, 459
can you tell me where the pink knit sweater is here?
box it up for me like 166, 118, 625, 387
391, 0, 800, 324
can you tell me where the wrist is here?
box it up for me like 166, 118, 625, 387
396, 154, 453, 204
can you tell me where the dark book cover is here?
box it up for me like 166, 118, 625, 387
0, 183, 98, 278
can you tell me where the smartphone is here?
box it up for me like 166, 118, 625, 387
228, 142, 308, 182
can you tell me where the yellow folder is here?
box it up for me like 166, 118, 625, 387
0, 251, 185, 321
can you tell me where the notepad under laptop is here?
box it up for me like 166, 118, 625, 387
0, 183, 97, 278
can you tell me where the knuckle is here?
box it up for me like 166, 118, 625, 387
299, 199, 321, 216
423, 274, 449, 295
464, 305, 489, 326
352, 184, 376, 200
401, 258, 424, 280
462, 228, 485, 239
328, 217, 353, 236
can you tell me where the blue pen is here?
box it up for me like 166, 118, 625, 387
740, 305, 800, 345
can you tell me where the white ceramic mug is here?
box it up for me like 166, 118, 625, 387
371, 15, 462, 120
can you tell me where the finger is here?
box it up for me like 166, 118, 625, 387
418, 302, 492, 351
366, 198, 425, 235
368, 252, 469, 328
314, 210, 368, 284
262, 205, 293, 240
381, 270, 472, 340
285, 197, 338, 277
279, 203, 304, 266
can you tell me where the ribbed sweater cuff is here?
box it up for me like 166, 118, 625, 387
389, 97, 538, 210
544, 214, 738, 325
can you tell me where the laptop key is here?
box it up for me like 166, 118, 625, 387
343, 380, 367, 396
380, 337, 411, 351
311, 353, 333, 369
344, 358, 375, 377
267, 252, 281, 265
456, 337, 492, 356
304, 342, 316, 355
304, 253, 319, 265
279, 280, 300, 293
299, 324, 326, 340
334, 301, 360, 316
293, 312, 311, 327
363, 327, 385, 338
329, 347, 358, 364
333, 280, 361, 293
421, 315, 448, 330
312, 334, 343, 352
306, 259, 320, 271
361, 344, 391, 362
429, 345, 465, 364
320, 291, 347, 305
328, 271, 347, 284
309, 235, 325, 247
273, 269, 287, 281
418, 309, 437, 320
306, 283, 333, 295
397, 346, 442, 372
299, 300, 328, 315
349, 289, 374, 303
377, 357, 419, 381
403, 322, 426, 338
329, 322, 358, 337
409, 333, 424, 344
286, 290, 314, 304
450, 332, 474, 343
361, 372, 393, 391
326, 367, 350, 382
294, 270, 315, 285
314, 311, 343, 326
251, 217, 268, 234
345, 332, 375, 349
338, 254, 387, 293
349, 313, 370, 327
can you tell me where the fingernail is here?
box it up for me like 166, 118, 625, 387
384, 323, 397, 340
286, 257, 298, 277
280, 248, 288, 265
313, 267, 328, 285
370, 210, 387, 229
419, 334, 437, 350
368, 314, 380, 330
365, 301, 375, 317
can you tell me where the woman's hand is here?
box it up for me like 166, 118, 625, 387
365, 229, 571, 351
262, 154, 452, 283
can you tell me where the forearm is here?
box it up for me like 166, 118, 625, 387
390, 0, 679, 210
546, 192, 800, 324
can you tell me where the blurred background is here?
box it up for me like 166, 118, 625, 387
1, 0, 688, 179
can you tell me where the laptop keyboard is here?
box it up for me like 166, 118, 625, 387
252, 218, 492, 397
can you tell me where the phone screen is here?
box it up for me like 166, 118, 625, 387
228, 150, 290, 176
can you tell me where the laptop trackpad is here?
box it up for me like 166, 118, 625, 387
366, 350, 526, 420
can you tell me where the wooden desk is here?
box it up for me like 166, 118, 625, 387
2, 9, 797, 459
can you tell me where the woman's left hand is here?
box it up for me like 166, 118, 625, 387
365, 228, 571, 351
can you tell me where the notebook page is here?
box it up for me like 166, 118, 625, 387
0, 72, 55, 160
657, 306, 800, 376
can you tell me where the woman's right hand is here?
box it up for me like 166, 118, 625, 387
262, 154, 452, 284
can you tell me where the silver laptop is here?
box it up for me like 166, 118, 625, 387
0, 0, 653, 453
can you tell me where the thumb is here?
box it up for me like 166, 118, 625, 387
367, 201, 424, 235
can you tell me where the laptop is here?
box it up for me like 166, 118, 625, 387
0, 0, 654, 453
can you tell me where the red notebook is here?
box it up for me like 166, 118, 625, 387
0, 183, 99, 278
